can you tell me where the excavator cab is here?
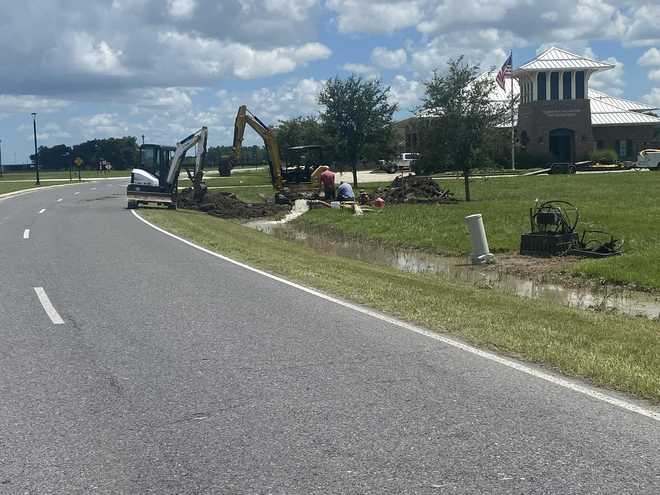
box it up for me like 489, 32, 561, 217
138, 144, 176, 188
283, 145, 327, 184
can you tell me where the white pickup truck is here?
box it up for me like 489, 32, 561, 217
636, 149, 660, 170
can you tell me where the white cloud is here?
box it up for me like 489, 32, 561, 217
67, 33, 129, 76
411, 29, 513, 76
589, 56, 625, 96
623, 4, 660, 46
70, 113, 132, 139
371, 47, 407, 70
642, 88, 660, 108
639, 48, 660, 67
342, 63, 380, 80
158, 31, 331, 80
418, 0, 518, 34
326, 0, 425, 34
167, 0, 196, 18
0, 95, 70, 114
648, 70, 660, 82
263, 0, 317, 21
388, 75, 424, 112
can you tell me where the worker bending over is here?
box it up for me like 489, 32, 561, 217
336, 181, 355, 202
317, 167, 335, 200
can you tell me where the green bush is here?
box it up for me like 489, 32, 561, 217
589, 148, 618, 164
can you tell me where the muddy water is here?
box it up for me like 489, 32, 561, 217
248, 214, 660, 320
244, 199, 310, 234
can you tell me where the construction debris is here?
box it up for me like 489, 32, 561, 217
375, 176, 457, 204
177, 188, 287, 219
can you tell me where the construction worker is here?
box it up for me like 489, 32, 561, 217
336, 181, 355, 202
319, 167, 335, 200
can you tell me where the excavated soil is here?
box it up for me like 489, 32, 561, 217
375, 176, 457, 204
178, 188, 287, 219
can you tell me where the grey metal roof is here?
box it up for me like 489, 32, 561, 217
590, 99, 660, 126
514, 47, 614, 73
588, 89, 657, 113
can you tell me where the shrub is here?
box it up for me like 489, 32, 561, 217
589, 148, 618, 164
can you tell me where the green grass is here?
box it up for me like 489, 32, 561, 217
179, 168, 272, 189
0, 181, 71, 195
140, 208, 660, 403
298, 172, 660, 289
0, 170, 129, 181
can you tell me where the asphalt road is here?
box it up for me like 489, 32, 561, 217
0, 181, 658, 494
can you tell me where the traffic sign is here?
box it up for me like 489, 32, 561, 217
74, 157, 84, 167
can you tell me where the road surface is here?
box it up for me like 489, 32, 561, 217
0, 181, 658, 494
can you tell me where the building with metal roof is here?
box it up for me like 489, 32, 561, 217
512, 47, 660, 162
393, 47, 660, 163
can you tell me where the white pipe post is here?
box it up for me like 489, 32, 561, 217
465, 214, 494, 264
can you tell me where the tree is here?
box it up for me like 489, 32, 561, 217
276, 116, 329, 152
31, 144, 72, 170
416, 57, 507, 201
319, 76, 398, 187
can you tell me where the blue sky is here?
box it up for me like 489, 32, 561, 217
0, 0, 659, 163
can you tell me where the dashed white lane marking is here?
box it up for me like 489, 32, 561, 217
57, 198, 63, 202
91, 187, 97, 190
23, 229, 30, 239
74, 192, 80, 195
38, 208, 46, 214
132, 210, 660, 423
34, 287, 65, 325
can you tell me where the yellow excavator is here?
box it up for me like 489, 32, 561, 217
229, 105, 329, 200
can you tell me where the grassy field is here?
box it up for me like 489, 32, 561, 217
0, 181, 71, 195
298, 172, 660, 289
140, 208, 660, 403
0, 169, 130, 181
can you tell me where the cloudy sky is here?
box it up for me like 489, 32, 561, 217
0, 0, 659, 162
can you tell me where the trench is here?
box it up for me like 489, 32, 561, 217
245, 204, 660, 321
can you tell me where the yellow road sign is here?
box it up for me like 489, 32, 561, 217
74, 157, 84, 167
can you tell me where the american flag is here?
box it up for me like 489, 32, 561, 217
496, 53, 512, 90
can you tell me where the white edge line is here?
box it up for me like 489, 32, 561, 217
38, 208, 46, 214
131, 210, 660, 423
34, 287, 65, 325
23, 228, 30, 239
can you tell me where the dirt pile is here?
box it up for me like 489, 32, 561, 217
178, 188, 287, 219
375, 176, 457, 204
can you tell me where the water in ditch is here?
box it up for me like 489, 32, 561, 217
246, 207, 660, 321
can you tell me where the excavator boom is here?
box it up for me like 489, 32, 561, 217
232, 105, 284, 190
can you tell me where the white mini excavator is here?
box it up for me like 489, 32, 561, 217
127, 126, 208, 209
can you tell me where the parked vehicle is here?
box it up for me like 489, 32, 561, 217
636, 149, 660, 170
377, 153, 420, 173
397, 152, 419, 171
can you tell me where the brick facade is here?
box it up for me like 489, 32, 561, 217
517, 99, 594, 161
592, 125, 660, 160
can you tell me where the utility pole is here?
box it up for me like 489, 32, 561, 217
141, 135, 145, 146
0, 138, 3, 177
31, 113, 40, 185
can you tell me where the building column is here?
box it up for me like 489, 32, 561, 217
546, 72, 551, 101
571, 71, 576, 100
559, 71, 564, 100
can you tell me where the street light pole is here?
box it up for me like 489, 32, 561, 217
0, 138, 3, 177
31, 113, 40, 185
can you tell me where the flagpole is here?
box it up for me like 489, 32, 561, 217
510, 50, 515, 171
